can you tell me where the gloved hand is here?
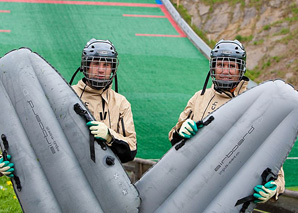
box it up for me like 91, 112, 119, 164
253, 180, 277, 203
0, 155, 14, 178
178, 119, 198, 139
87, 121, 112, 144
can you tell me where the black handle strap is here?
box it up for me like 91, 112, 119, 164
1, 134, 22, 192
235, 168, 278, 212
74, 103, 107, 162
175, 116, 214, 151
1, 134, 9, 150
69, 67, 81, 85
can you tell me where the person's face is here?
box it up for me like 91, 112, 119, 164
88, 60, 112, 80
214, 59, 239, 81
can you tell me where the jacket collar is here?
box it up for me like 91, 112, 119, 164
77, 79, 112, 103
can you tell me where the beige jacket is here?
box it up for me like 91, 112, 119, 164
72, 79, 137, 163
169, 79, 285, 199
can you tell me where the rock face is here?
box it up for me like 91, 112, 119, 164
178, 0, 298, 89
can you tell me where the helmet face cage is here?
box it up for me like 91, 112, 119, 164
210, 57, 246, 90
81, 39, 119, 90
209, 40, 246, 90
82, 56, 118, 89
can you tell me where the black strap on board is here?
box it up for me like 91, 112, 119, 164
235, 168, 278, 212
74, 103, 107, 162
175, 116, 214, 151
1, 134, 22, 191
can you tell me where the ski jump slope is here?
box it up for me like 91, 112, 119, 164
0, 0, 209, 161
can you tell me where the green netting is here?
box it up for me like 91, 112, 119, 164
283, 139, 298, 187
0, 0, 297, 187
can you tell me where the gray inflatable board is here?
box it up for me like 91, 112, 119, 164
136, 80, 298, 212
0, 48, 140, 213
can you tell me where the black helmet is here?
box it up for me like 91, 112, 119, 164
209, 39, 246, 90
81, 38, 119, 90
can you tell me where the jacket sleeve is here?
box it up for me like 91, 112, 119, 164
108, 101, 137, 163
168, 94, 196, 146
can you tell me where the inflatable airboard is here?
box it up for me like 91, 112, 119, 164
136, 80, 298, 212
1, 48, 297, 213
0, 48, 140, 213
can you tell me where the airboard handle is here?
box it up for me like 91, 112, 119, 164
175, 116, 214, 151
1, 134, 22, 192
235, 168, 278, 212
74, 103, 107, 163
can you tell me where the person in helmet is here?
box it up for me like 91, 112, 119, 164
72, 38, 137, 163
80, 38, 118, 90
209, 39, 246, 92
168, 39, 285, 204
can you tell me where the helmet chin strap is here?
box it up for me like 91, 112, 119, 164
200, 71, 210, 95
69, 67, 81, 85
114, 74, 118, 93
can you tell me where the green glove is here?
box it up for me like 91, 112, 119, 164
0, 155, 14, 178
253, 180, 277, 203
87, 121, 112, 144
178, 119, 198, 139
